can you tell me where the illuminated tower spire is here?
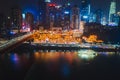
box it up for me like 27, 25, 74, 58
109, 0, 116, 22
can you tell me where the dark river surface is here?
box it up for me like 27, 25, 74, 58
0, 48, 120, 80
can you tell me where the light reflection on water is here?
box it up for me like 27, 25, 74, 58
0, 50, 117, 67
34, 50, 97, 64
0, 53, 31, 69
0, 49, 119, 80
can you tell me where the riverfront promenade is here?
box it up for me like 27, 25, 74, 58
0, 30, 120, 53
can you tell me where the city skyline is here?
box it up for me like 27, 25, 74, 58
0, 1, 120, 80
0, 0, 120, 17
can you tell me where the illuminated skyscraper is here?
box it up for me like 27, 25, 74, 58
25, 12, 34, 30
48, 3, 57, 27
117, 12, 120, 26
81, 0, 90, 22
109, 0, 116, 23
71, 5, 80, 29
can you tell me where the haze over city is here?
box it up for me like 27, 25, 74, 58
0, 0, 120, 80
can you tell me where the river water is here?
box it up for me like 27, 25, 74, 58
0, 49, 120, 80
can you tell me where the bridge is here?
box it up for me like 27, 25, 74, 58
0, 32, 35, 53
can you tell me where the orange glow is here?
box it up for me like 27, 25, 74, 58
34, 51, 80, 64
82, 35, 103, 43
33, 50, 97, 64
32, 30, 82, 44
32, 30, 103, 44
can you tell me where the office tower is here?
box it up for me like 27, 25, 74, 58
88, 13, 95, 22
110, 14, 119, 26
38, 0, 51, 29
101, 16, 107, 25
94, 9, 103, 24
25, 12, 34, 30
48, 3, 57, 28
71, 5, 80, 29
38, 0, 46, 25
81, 0, 90, 22
79, 21, 85, 34
22, 13, 25, 27
62, 2, 71, 30
109, 0, 116, 23
117, 12, 120, 26
11, 6, 22, 32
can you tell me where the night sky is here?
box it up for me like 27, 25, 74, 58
0, 0, 120, 17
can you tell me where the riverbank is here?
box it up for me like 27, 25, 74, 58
9, 43, 120, 53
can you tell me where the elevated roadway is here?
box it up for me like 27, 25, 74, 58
0, 32, 35, 53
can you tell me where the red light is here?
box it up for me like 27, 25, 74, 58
49, 3, 56, 7
22, 22, 25, 26
53, 4, 55, 6
49, 4, 52, 6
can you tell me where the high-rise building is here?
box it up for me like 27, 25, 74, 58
25, 12, 34, 30
20, 12, 34, 32
88, 12, 96, 23
94, 9, 103, 23
110, 14, 119, 26
109, 0, 116, 23
81, 0, 90, 22
11, 6, 22, 32
62, 2, 71, 30
38, 0, 51, 29
38, 0, 46, 25
117, 12, 120, 26
48, 3, 57, 27
101, 16, 107, 25
22, 13, 25, 27
71, 5, 80, 29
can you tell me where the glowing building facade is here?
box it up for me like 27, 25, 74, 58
117, 12, 120, 26
45, 0, 51, 2
81, 0, 90, 22
71, 5, 80, 29
109, 1, 116, 23
25, 12, 34, 30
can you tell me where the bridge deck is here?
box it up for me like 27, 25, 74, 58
0, 32, 34, 53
